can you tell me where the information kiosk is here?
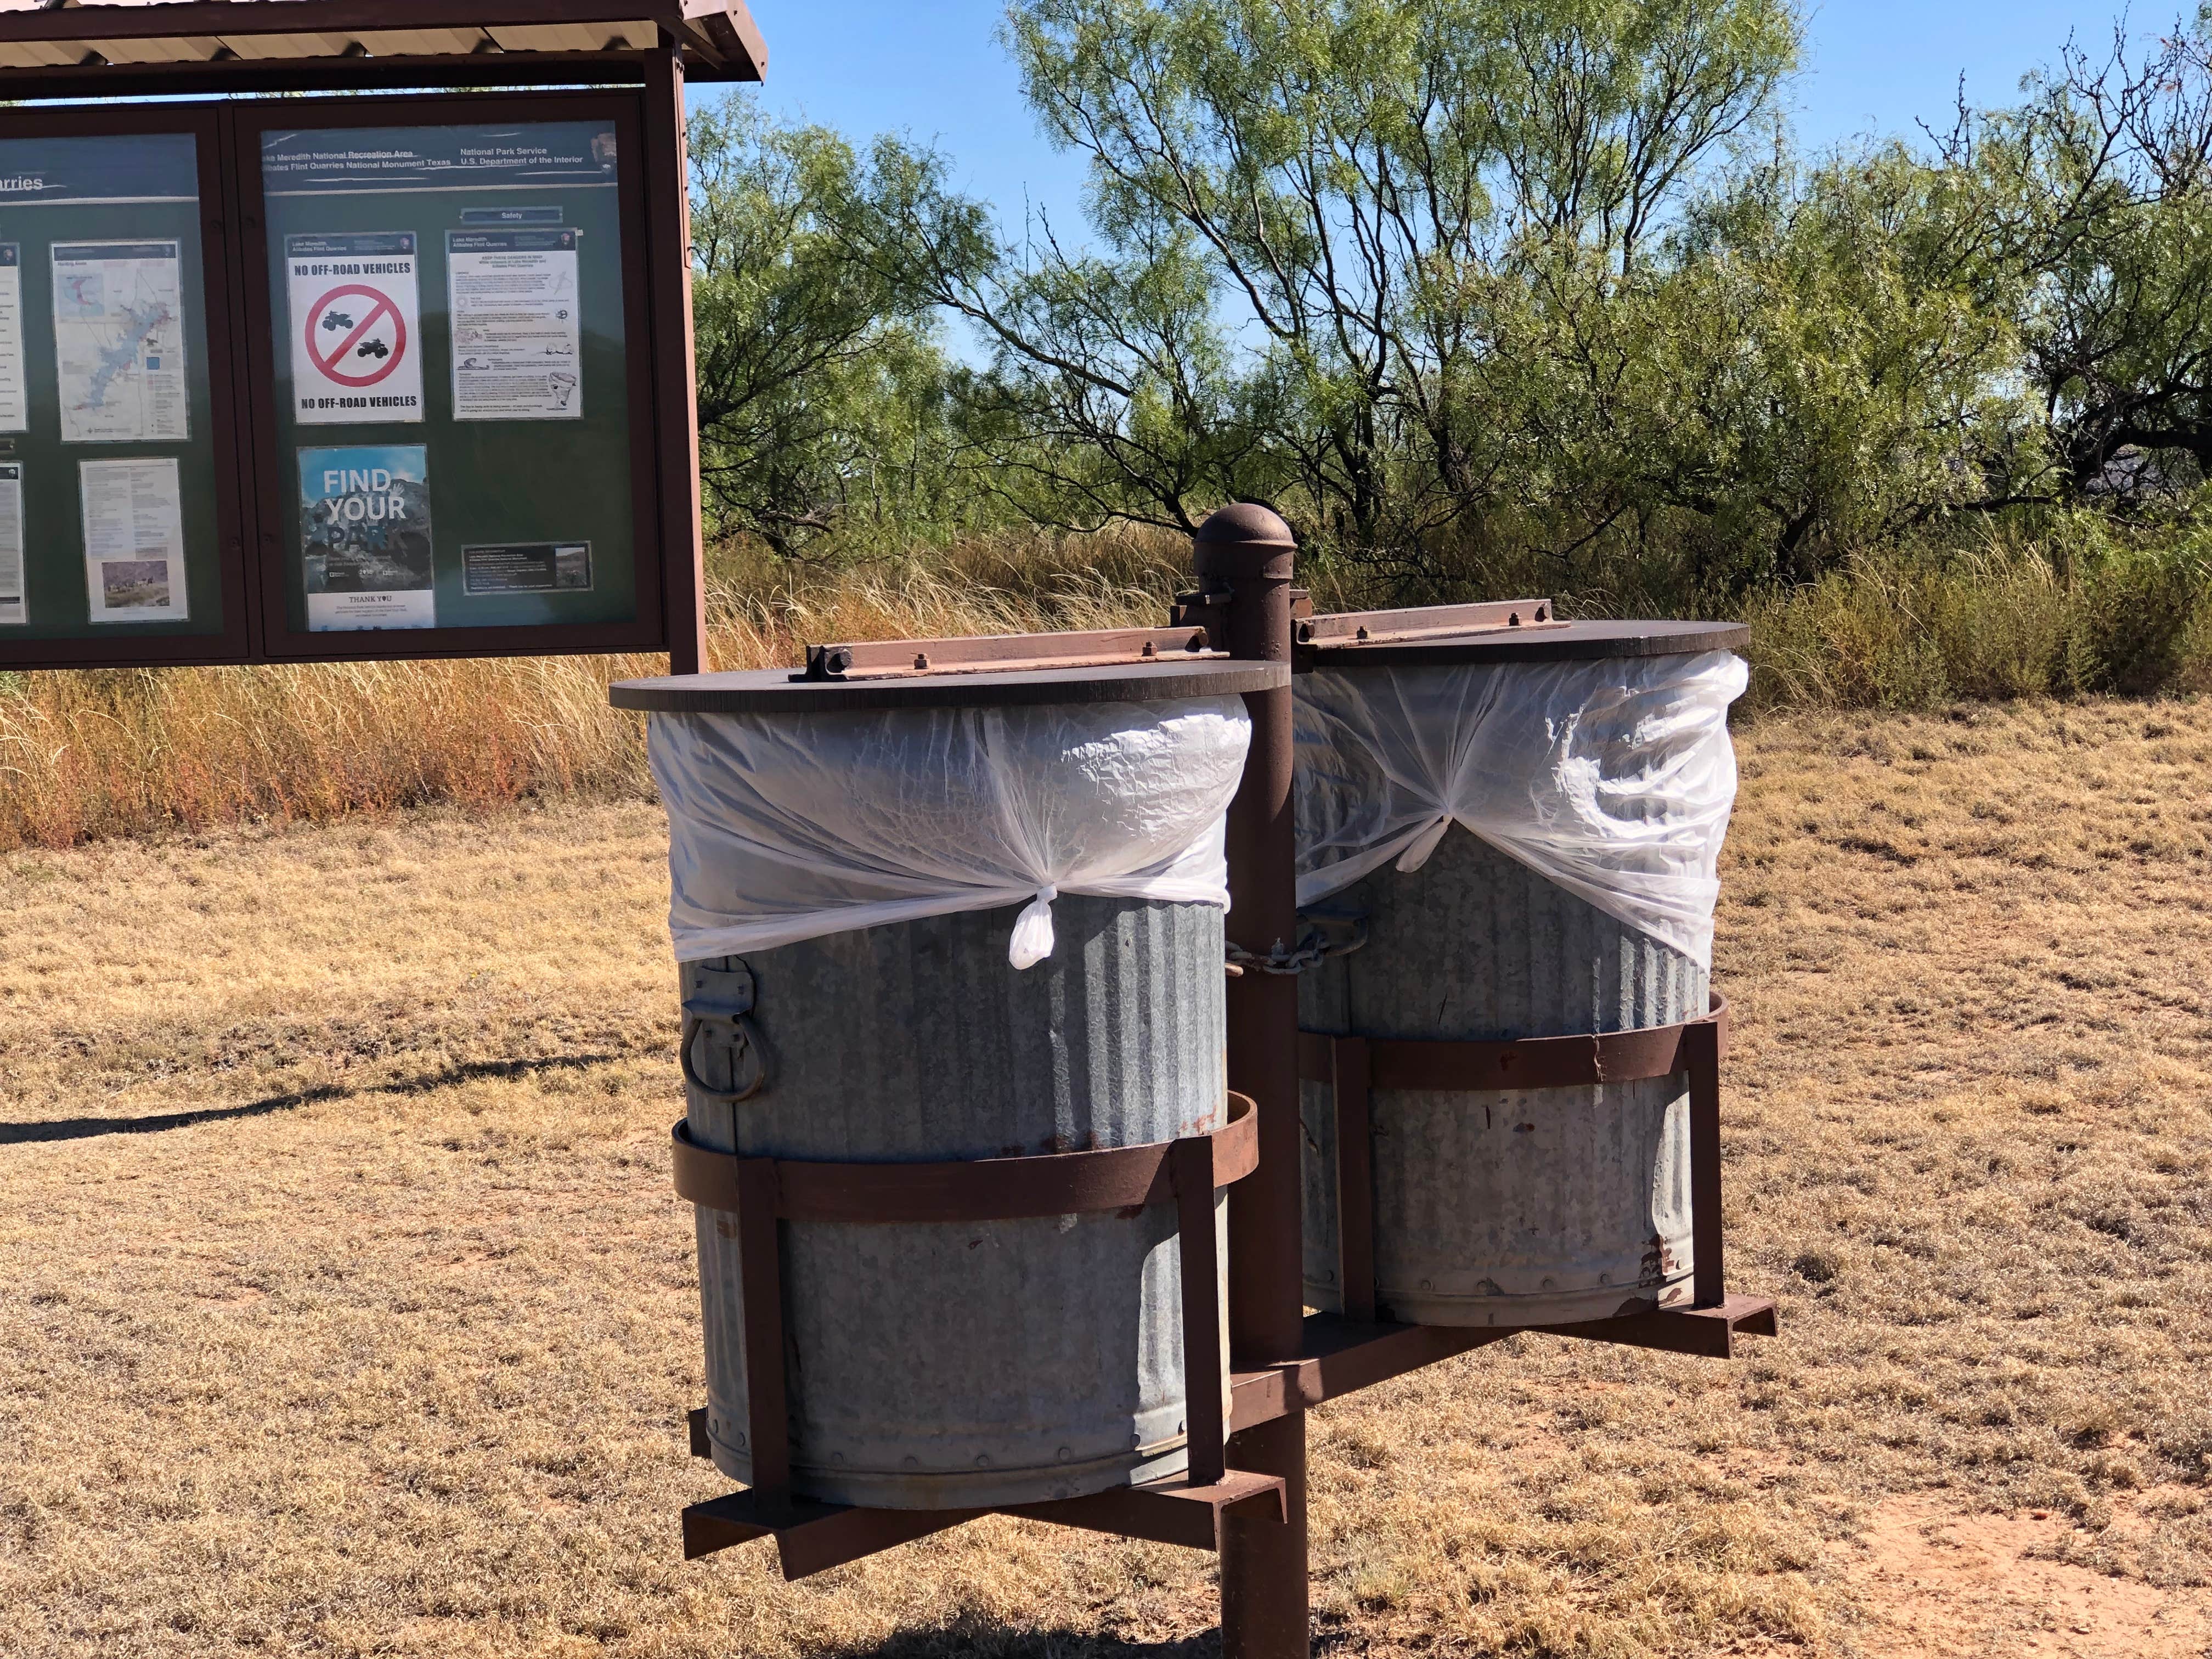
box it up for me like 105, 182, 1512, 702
0, 1, 761, 671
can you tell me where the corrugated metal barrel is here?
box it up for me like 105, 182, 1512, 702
685, 894, 1231, 1508
1294, 623, 1742, 1329
1297, 829, 1701, 1326
611, 656, 1280, 1513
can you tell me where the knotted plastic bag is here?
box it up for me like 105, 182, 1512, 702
651, 698, 1252, 968
1294, 652, 1748, 968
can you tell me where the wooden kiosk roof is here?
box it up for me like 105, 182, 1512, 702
0, 1, 765, 94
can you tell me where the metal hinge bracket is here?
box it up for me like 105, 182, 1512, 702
682, 957, 769, 1104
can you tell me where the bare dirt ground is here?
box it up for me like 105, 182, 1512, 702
3, 697, 2211, 1658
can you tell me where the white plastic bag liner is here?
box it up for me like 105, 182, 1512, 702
1294, 652, 1748, 969
651, 698, 1252, 969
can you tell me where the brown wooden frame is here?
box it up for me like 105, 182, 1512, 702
0, 103, 256, 670
0, 2, 766, 99
229, 89, 676, 665
0, 41, 716, 674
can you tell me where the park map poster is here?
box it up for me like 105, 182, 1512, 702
51, 240, 189, 444
300, 445, 435, 631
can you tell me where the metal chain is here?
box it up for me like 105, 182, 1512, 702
1224, 916, 1369, 976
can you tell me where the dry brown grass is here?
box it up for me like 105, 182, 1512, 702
0, 535, 1182, 853
3, 697, 2212, 1657
8, 523, 2212, 854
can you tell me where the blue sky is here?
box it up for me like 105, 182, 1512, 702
718, 1, 2145, 236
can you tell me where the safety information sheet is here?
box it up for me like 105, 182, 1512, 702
0, 246, 24, 434
0, 463, 23, 624
447, 229, 583, 420
52, 241, 189, 444
80, 456, 187, 623
286, 233, 424, 425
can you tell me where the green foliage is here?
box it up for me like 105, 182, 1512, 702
828, 0, 2068, 588
684, 0, 2212, 698
1950, 14, 2212, 498
685, 101, 998, 557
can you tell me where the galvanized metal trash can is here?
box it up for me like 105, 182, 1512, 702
614, 656, 1280, 1509
1293, 620, 1749, 1329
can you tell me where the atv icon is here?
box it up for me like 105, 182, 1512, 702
321, 311, 355, 332
356, 339, 390, 360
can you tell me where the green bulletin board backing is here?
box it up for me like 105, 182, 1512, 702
0, 129, 231, 644
0, 88, 684, 671
257, 118, 642, 641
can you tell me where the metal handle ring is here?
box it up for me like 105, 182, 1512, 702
681, 1012, 768, 1104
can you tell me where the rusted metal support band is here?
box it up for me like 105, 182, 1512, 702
1224, 1294, 1782, 1436
735, 1156, 791, 1497
1330, 1038, 1375, 1324
1301, 996, 1733, 1318
680, 1465, 1290, 1581
672, 1093, 1259, 1222
1171, 1135, 1227, 1486
1296, 995, 1730, 1093
1685, 1019, 1725, 1310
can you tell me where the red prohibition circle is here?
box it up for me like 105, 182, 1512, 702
304, 283, 408, 389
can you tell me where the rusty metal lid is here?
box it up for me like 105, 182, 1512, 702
611, 657, 1288, 714
1192, 503, 1297, 552
1297, 617, 1748, 668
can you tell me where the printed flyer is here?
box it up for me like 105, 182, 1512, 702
79, 456, 187, 623
0, 245, 24, 434
447, 228, 583, 420
461, 541, 592, 595
52, 241, 189, 444
286, 233, 424, 425
0, 462, 22, 624
300, 445, 436, 631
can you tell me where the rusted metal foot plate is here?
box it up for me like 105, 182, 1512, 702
1231, 1297, 1781, 1430
682, 1487, 975, 1577
1547, 1293, 1779, 1358
1001, 1468, 1286, 1550
680, 1452, 1288, 1581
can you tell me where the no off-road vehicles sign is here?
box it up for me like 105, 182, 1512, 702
286, 232, 424, 425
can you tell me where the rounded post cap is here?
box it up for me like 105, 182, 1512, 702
1192, 502, 1296, 551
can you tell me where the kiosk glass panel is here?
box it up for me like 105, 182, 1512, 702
259, 120, 641, 637
0, 132, 225, 641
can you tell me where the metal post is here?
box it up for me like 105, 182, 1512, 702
1686, 1019, 1726, 1309
1194, 504, 1308, 1659
644, 41, 710, 676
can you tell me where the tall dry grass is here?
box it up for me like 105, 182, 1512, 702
1739, 542, 2212, 709
0, 535, 1184, 852
7, 522, 2212, 850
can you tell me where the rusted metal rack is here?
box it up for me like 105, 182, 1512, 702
669, 1096, 1282, 1581
649, 508, 1775, 1659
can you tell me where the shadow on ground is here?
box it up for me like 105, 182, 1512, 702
827, 1621, 1367, 1659
828, 1632, 1220, 1659
0, 1052, 630, 1144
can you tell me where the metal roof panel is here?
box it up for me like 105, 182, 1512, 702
0, 3, 764, 80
